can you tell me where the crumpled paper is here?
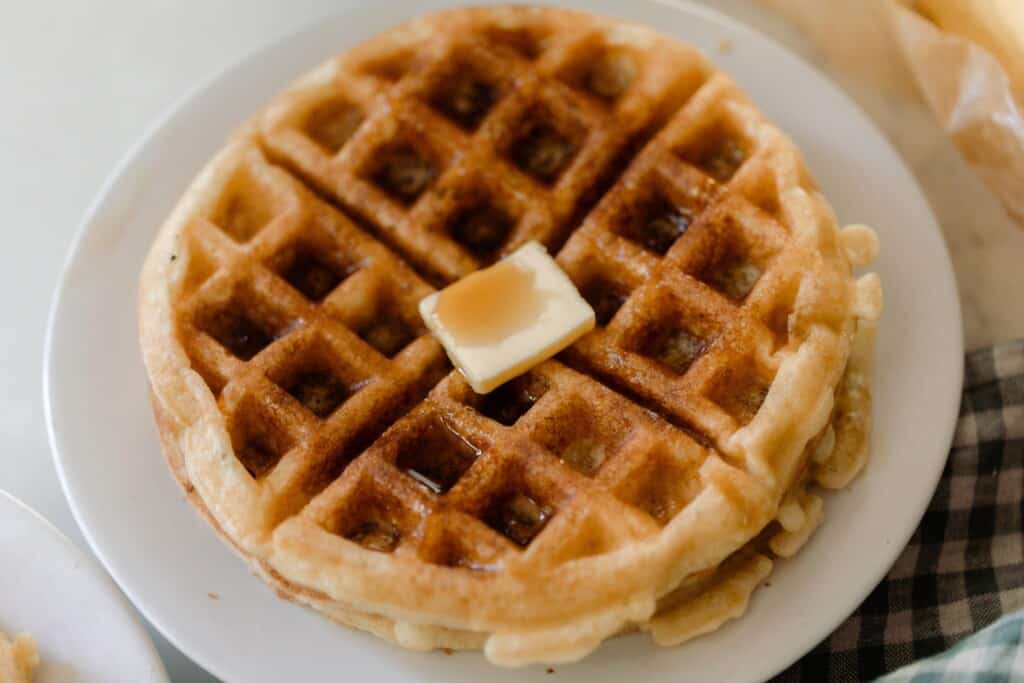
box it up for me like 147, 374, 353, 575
758, 0, 1024, 227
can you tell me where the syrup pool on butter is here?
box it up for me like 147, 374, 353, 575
419, 241, 595, 394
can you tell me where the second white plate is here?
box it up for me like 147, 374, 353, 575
0, 491, 167, 683
45, 1, 963, 681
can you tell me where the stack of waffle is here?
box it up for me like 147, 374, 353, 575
139, 6, 882, 666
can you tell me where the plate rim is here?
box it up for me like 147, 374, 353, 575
42, 1, 964, 681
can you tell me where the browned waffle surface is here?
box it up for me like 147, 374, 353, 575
139, 5, 882, 666
259, 6, 710, 284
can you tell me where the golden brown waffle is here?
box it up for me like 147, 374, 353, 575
139, 5, 883, 666
0, 632, 37, 683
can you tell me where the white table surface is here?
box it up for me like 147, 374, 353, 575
2, 1, 1020, 681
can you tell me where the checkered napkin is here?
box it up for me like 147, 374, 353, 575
775, 340, 1024, 682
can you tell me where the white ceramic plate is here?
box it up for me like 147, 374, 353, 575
0, 490, 168, 683
44, 0, 964, 681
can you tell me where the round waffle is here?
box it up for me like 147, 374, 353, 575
139, 5, 883, 666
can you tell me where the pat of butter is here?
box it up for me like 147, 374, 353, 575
419, 241, 595, 394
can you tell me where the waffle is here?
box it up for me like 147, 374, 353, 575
0, 632, 37, 683
139, 5, 883, 666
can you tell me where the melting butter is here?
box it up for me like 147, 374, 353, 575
419, 241, 595, 394
434, 259, 546, 346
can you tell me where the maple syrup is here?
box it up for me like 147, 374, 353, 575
433, 259, 545, 346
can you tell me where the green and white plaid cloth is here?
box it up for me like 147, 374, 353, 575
878, 612, 1024, 681
776, 340, 1024, 681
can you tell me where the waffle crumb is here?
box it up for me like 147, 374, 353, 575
0, 632, 38, 683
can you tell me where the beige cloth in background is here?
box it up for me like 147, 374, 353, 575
914, 0, 1024, 102
748, 0, 1024, 349
757, 0, 1024, 225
